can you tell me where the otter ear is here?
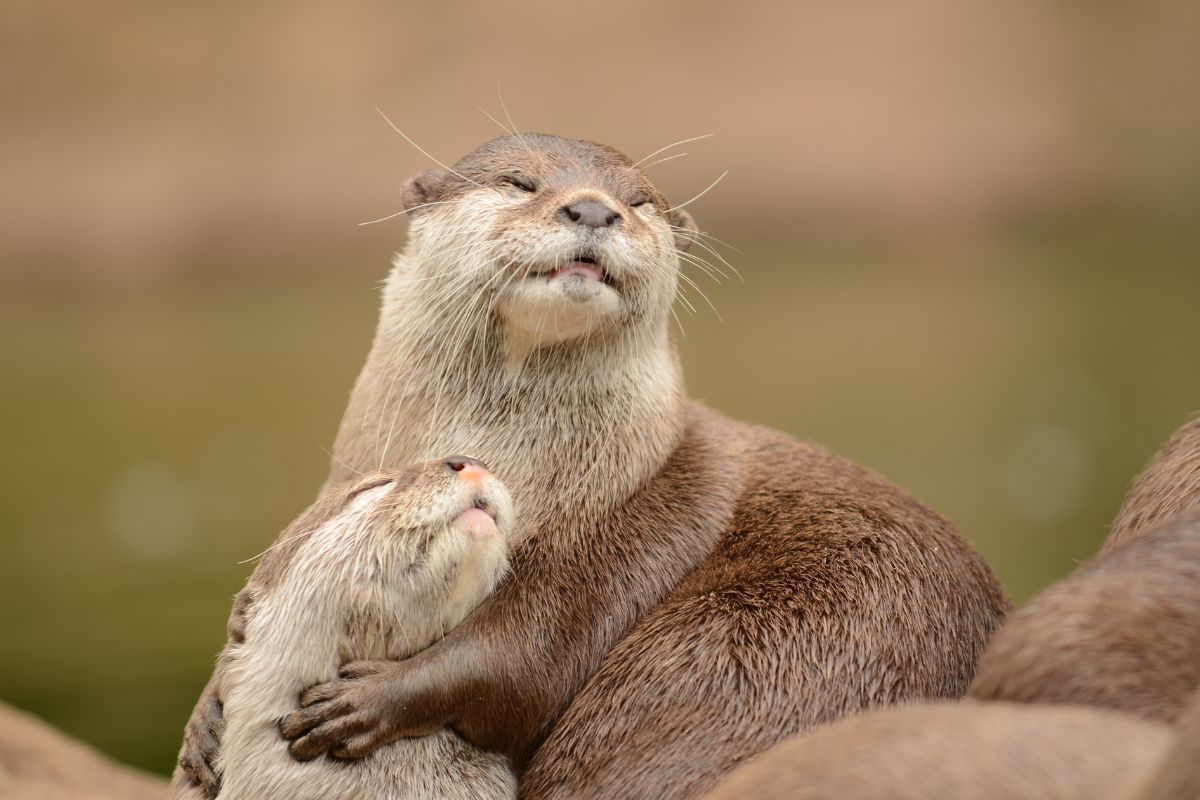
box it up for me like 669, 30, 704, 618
668, 208, 698, 252
401, 169, 449, 216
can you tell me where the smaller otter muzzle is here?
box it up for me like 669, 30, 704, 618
445, 456, 489, 475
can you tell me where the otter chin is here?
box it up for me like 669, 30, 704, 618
497, 252, 623, 352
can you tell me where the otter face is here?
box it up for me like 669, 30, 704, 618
397, 133, 697, 353
318, 457, 513, 635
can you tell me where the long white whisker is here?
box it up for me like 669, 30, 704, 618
374, 107, 483, 188
497, 85, 537, 160
665, 170, 729, 213
358, 200, 459, 226
478, 106, 516, 136
633, 133, 715, 168
641, 152, 689, 170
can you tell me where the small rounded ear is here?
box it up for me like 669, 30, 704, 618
401, 169, 449, 216
668, 208, 698, 252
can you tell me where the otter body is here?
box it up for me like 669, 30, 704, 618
705, 416, 1200, 799
970, 413, 1200, 722
172, 460, 516, 800
702, 698, 1196, 800
182, 132, 1008, 799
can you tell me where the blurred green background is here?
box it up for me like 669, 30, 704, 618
2, 0, 1198, 779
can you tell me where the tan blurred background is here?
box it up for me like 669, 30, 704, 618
2, 0, 1198, 778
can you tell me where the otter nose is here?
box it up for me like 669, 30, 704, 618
444, 456, 490, 478
561, 201, 620, 229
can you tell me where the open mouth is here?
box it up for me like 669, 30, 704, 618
535, 254, 614, 286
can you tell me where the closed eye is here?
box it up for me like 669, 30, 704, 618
630, 197, 653, 209
501, 175, 537, 193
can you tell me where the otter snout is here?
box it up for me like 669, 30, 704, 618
560, 200, 621, 229
444, 455, 489, 475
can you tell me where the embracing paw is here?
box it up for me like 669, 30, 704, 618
278, 660, 415, 761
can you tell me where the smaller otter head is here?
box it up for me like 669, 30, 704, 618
306, 457, 513, 655
397, 133, 698, 355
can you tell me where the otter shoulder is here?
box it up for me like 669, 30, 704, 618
684, 400, 1008, 609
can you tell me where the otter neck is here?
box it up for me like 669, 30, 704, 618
329, 259, 686, 535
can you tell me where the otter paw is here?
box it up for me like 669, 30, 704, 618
279, 660, 406, 761
179, 693, 224, 798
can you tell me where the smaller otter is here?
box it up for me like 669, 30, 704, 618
702, 693, 1200, 800
170, 457, 516, 800
969, 412, 1200, 723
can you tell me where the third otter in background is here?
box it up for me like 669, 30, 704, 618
183, 132, 1009, 799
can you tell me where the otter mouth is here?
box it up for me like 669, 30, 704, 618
449, 493, 500, 540
533, 253, 615, 287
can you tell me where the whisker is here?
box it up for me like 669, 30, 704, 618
633, 133, 715, 168
478, 106, 516, 136
497, 85, 537, 160
665, 170, 729, 213
374, 107, 483, 188
358, 200, 458, 226
641, 152, 689, 170
321, 444, 365, 478
677, 270, 723, 322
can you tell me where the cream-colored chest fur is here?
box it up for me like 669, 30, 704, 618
214, 489, 514, 800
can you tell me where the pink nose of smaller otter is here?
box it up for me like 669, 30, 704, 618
445, 456, 490, 481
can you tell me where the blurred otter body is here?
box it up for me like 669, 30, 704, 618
187, 133, 1008, 800
170, 459, 515, 800
0, 701, 166, 800
1106, 414, 1200, 551
703, 695, 1200, 800
970, 413, 1200, 722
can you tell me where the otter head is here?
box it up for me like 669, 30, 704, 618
396, 133, 698, 355
298, 457, 513, 655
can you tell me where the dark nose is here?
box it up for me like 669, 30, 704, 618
561, 201, 621, 229
444, 456, 489, 474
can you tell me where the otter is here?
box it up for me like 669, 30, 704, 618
179, 132, 1008, 799
701, 693, 1200, 800
0, 701, 165, 800
171, 457, 516, 800
970, 413, 1200, 722
968, 508, 1200, 723
1106, 413, 1200, 551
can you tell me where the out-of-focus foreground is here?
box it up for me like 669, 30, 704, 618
1, 0, 1198, 778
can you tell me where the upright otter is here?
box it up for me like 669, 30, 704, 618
970, 413, 1200, 722
172, 457, 516, 800
180, 132, 1008, 799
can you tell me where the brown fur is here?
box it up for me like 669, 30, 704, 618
0, 700, 166, 800
180, 132, 1009, 799
968, 510, 1200, 723
970, 412, 1200, 723
700, 699, 1179, 800
1138, 688, 1200, 800
1107, 414, 1200, 551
